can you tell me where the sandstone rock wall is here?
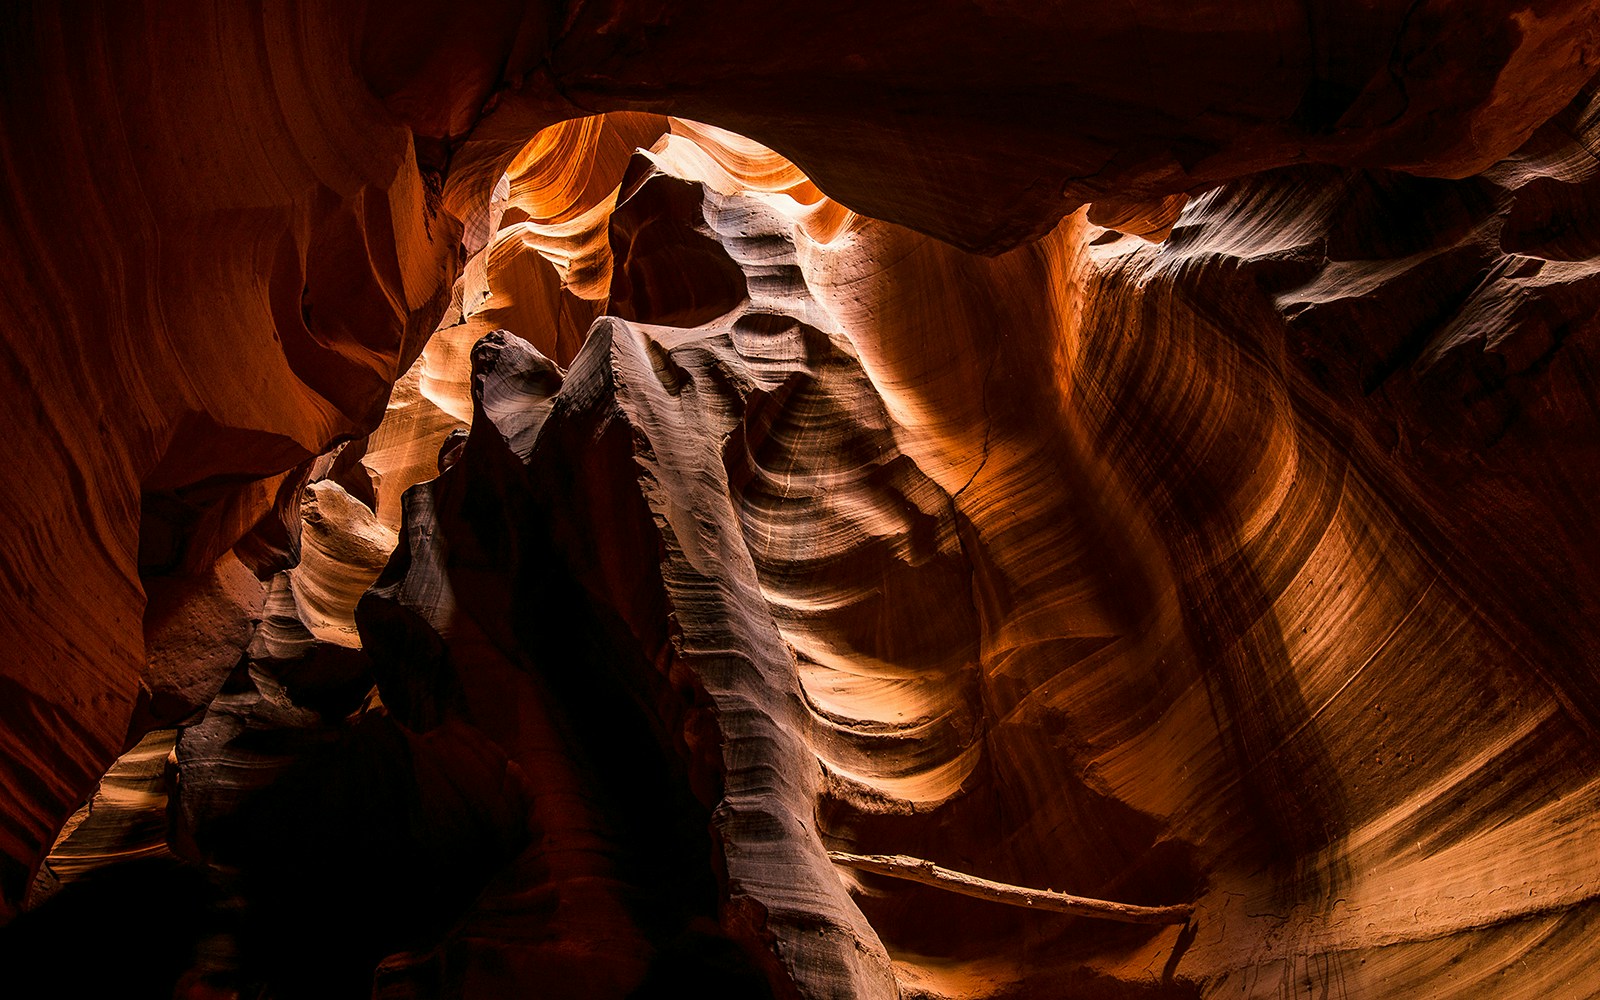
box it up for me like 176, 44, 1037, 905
2, 4, 1599, 996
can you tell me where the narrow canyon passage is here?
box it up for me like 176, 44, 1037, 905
3, 5, 1600, 998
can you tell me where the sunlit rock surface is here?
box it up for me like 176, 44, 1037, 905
2, 4, 1600, 997
358, 114, 1600, 996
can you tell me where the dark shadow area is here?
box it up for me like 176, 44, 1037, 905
0, 859, 216, 1000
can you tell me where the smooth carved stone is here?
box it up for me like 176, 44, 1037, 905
357, 332, 694, 998
3, 6, 1600, 998
290, 481, 399, 648
0, 3, 459, 909
346, 108, 1600, 998
4, 0, 1600, 920
424, 1, 1600, 253
25, 730, 179, 911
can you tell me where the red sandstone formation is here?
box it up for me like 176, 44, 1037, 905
2, 4, 1600, 998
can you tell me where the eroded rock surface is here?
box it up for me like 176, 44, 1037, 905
344, 114, 1600, 996
2, 6, 1600, 999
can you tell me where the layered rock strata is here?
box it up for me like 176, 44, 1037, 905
2, 5, 1600, 998
335, 110, 1600, 995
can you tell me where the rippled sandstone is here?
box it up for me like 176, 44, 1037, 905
332, 112, 1600, 997
2, 4, 1599, 998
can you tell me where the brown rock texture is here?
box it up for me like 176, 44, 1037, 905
0, 3, 459, 919
2, 4, 1600, 998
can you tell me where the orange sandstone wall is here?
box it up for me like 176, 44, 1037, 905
2, 4, 1599, 997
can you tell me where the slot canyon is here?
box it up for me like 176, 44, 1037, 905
3, 2, 1600, 997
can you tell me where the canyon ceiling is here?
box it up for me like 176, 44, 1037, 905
3, 2, 1600, 997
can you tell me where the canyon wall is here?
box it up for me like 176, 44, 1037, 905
2, 3, 1599, 996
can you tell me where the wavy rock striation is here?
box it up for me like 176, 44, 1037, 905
0, 3, 459, 915
2, 6, 1600, 999
343, 105, 1600, 997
